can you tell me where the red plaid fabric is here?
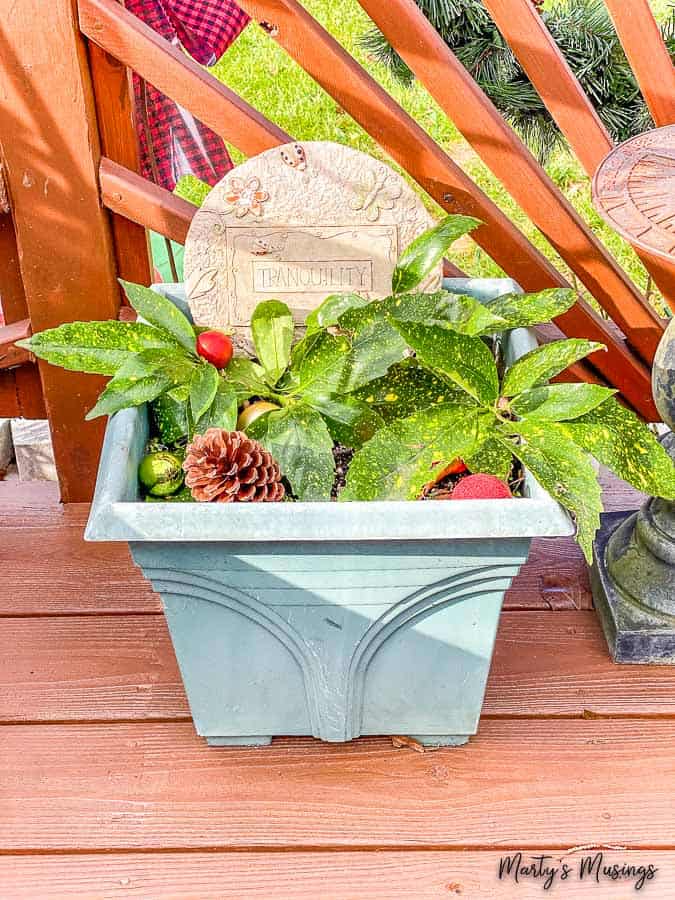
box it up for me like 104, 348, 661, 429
125, 0, 250, 190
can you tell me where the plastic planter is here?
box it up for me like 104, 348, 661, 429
86, 279, 573, 747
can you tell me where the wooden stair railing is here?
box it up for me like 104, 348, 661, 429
480, 0, 675, 311
83, 0, 654, 415
355, 0, 666, 363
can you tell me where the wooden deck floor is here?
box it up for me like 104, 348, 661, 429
2, 474, 675, 898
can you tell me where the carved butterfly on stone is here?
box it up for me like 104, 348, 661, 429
280, 143, 307, 171
350, 169, 401, 222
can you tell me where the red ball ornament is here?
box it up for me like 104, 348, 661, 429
196, 330, 233, 369
450, 473, 512, 500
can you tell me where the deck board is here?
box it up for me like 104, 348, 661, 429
1, 850, 671, 898
2, 719, 674, 850
3, 611, 675, 722
3, 472, 672, 896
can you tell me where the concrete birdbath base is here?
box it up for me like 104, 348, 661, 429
85, 279, 573, 747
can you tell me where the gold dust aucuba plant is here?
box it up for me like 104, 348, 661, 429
17, 216, 675, 562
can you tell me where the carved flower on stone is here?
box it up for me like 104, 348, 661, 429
223, 176, 270, 218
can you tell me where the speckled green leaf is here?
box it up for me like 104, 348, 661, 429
464, 437, 513, 481
293, 305, 406, 398
484, 288, 576, 329
251, 300, 294, 384
173, 174, 212, 207
226, 358, 270, 401
385, 291, 507, 335
120, 280, 196, 354
195, 378, 238, 433
392, 215, 480, 294
189, 363, 220, 423
308, 394, 384, 448
512, 383, 616, 421
351, 358, 469, 423
248, 404, 334, 500
558, 398, 675, 499
17, 320, 175, 375
501, 339, 605, 397
341, 405, 491, 501
499, 421, 602, 563
393, 321, 499, 407
304, 293, 370, 333
85, 349, 195, 420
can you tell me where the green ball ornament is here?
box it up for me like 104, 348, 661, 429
138, 451, 184, 497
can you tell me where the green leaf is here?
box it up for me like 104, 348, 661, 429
352, 358, 468, 423
195, 378, 238, 433
512, 383, 616, 421
393, 321, 499, 407
173, 174, 212, 207
151, 390, 189, 444
85, 348, 196, 420
248, 404, 335, 500
501, 339, 605, 397
189, 363, 220, 423
120, 280, 196, 354
293, 305, 407, 398
250, 300, 294, 384
307, 394, 384, 448
500, 421, 603, 563
558, 398, 675, 499
17, 320, 174, 375
464, 437, 513, 481
384, 290, 507, 335
226, 358, 270, 401
391, 215, 480, 294
341, 404, 492, 501
304, 293, 371, 334
484, 288, 576, 328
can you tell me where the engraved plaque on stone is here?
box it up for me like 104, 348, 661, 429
183, 141, 441, 332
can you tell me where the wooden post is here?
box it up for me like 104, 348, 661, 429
88, 43, 152, 285
0, 0, 121, 501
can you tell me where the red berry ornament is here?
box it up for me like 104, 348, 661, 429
196, 330, 233, 369
451, 474, 512, 500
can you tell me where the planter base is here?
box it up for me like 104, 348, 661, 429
206, 736, 273, 747
592, 510, 675, 663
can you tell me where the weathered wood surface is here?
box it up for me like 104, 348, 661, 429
0, 0, 120, 501
604, 0, 675, 128
481, 0, 675, 309
4, 610, 675, 722
356, 0, 665, 365
2, 851, 672, 898
0, 319, 31, 369
236, 0, 657, 420
2, 718, 674, 849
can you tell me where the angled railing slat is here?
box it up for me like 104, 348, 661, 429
356, 0, 665, 365
78, 0, 291, 156
482, 0, 675, 311
604, 0, 675, 127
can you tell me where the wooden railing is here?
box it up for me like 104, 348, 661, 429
0, 0, 672, 499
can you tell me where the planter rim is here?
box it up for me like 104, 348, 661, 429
85, 405, 574, 543
85, 277, 575, 543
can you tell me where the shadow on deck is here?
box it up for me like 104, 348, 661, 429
1, 472, 674, 898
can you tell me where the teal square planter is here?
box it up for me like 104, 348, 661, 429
86, 279, 573, 747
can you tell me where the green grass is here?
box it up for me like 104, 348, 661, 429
210, 0, 672, 309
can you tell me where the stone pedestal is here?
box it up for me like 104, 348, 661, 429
591, 320, 675, 662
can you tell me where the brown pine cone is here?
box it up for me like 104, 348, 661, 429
183, 428, 285, 503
